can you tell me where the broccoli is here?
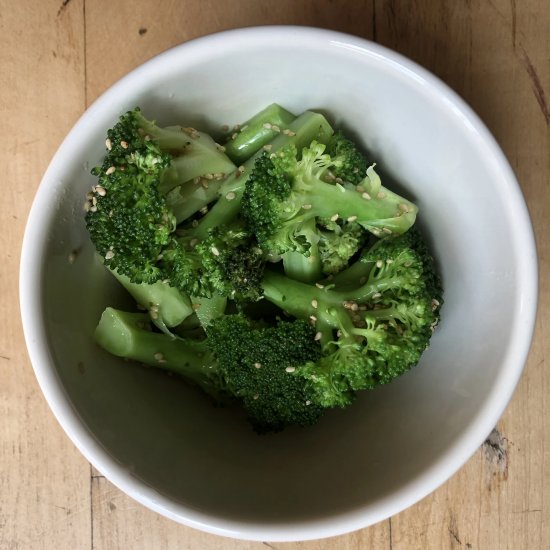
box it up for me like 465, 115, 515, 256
86, 104, 443, 434
261, 229, 442, 407
95, 308, 323, 433
242, 141, 418, 263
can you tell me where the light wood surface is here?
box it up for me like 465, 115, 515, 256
1, 1, 547, 548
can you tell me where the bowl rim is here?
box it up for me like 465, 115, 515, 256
19, 25, 538, 542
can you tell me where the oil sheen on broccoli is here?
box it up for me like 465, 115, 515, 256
86, 104, 442, 433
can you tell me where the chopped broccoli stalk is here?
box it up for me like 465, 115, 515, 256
223, 103, 296, 164
95, 309, 324, 432
94, 308, 221, 395
282, 218, 322, 283
107, 265, 193, 331
190, 111, 334, 240
191, 294, 227, 329
158, 126, 236, 195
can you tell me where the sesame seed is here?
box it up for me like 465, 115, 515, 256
231, 132, 238, 140
311, 299, 318, 309
95, 186, 107, 196
213, 172, 225, 180
356, 185, 365, 192
233, 124, 241, 132
376, 260, 384, 268
305, 400, 311, 406
330, 214, 339, 222
68, 251, 76, 264
193, 177, 201, 185
199, 206, 209, 215
89, 205, 97, 212
240, 125, 248, 132
144, 135, 151, 141
211, 246, 220, 256
254, 362, 262, 369
92, 196, 97, 206
225, 191, 236, 201
120, 140, 129, 149
302, 204, 312, 210
156, 253, 163, 260
105, 138, 112, 150
372, 292, 382, 299
362, 192, 371, 200
315, 283, 324, 289
253, 394, 259, 400
386, 259, 394, 264
83, 201, 91, 212
105, 250, 115, 260
398, 203, 410, 213
216, 143, 226, 152
350, 302, 359, 311
108, 210, 113, 217
238, 165, 245, 172
285, 366, 296, 373
377, 191, 386, 199
382, 227, 393, 234
309, 315, 317, 323
262, 122, 272, 130
262, 144, 272, 151
204, 173, 214, 180
191, 219, 199, 227
189, 238, 198, 247
272, 125, 280, 133
153, 352, 166, 364
105, 166, 116, 175
347, 215, 358, 222
201, 180, 209, 189
314, 332, 322, 341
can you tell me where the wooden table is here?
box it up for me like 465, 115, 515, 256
2, 1, 547, 548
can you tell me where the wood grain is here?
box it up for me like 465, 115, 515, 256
0, 0, 91, 549
1, 0, 548, 548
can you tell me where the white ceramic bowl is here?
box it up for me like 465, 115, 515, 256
20, 27, 537, 541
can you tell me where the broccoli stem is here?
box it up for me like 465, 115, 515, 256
304, 178, 417, 236
191, 111, 334, 239
165, 179, 222, 224
191, 294, 227, 329
282, 219, 323, 283
95, 308, 220, 396
223, 104, 296, 164
108, 267, 194, 327
158, 129, 236, 194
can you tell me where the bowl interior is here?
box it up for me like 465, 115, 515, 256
25, 28, 536, 539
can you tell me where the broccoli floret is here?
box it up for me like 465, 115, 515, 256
326, 131, 369, 185
318, 220, 365, 275
95, 309, 323, 433
241, 140, 418, 261
162, 223, 264, 300
261, 229, 442, 407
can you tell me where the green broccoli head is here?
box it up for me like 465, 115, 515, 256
326, 131, 369, 185
85, 148, 175, 284
242, 141, 418, 259
207, 314, 324, 433
318, 221, 365, 275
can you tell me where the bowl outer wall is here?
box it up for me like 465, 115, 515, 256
19, 26, 538, 541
